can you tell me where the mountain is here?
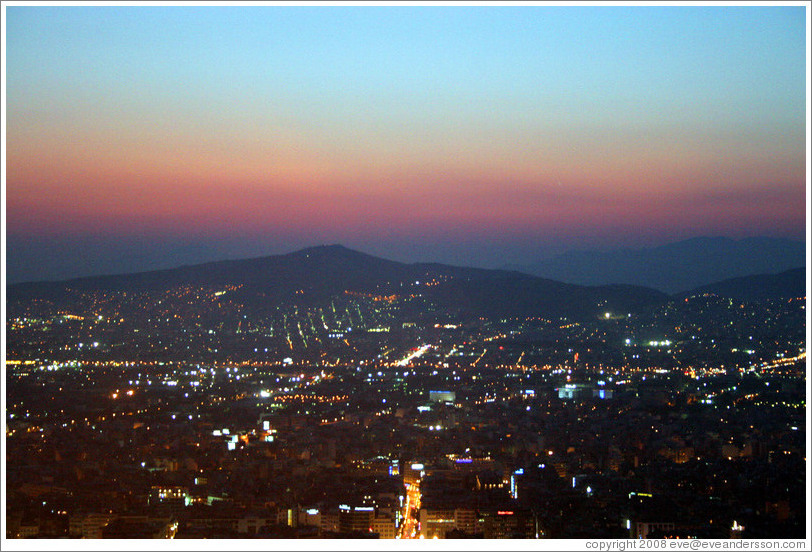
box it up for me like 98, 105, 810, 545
504, 237, 806, 294
7, 244, 669, 321
683, 267, 807, 302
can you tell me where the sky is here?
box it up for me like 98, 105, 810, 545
3, 3, 809, 283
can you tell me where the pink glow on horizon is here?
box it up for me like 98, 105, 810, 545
7, 95, 806, 246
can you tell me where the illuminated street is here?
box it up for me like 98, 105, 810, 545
396, 344, 432, 367
399, 482, 421, 539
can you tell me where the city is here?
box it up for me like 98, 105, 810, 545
5, 261, 807, 539
3, 2, 808, 547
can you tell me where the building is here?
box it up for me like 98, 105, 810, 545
419, 507, 457, 539
429, 390, 456, 403
480, 509, 536, 539
373, 514, 397, 539
148, 486, 189, 516
338, 505, 374, 534
74, 513, 114, 539
558, 384, 592, 400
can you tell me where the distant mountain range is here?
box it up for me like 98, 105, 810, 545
8, 244, 805, 325
504, 237, 806, 294
8, 245, 668, 322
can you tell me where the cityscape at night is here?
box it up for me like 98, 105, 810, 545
2, 2, 810, 549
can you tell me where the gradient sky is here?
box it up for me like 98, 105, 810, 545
4, 4, 809, 282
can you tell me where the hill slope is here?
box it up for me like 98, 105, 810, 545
683, 267, 806, 302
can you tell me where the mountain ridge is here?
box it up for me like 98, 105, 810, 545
8, 244, 669, 322
504, 236, 806, 293
9, 244, 803, 324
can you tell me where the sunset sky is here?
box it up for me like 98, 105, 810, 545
4, 4, 808, 282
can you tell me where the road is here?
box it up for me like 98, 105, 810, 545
398, 482, 422, 538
